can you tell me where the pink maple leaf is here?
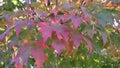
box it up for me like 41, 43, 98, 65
15, 25, 22, 37
51, 19, 71, 41
71, 32, 82, 48
28, 20, 35, 26
37, 20, 71, 42
37, 40, 49, 49
31, 45, 47, 68
51, 23, 70, 41
52, 40, 65, 55
50, 9, 58, 16
69, 15, 81, 28
59, 15, 69, 22
55, 32, 63, 40
37, 22, 53, 42
13, 42, 47, 68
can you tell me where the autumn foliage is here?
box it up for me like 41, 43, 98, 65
0, 0, 120, 68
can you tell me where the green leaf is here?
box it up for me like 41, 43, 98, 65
96, 10, 114, 27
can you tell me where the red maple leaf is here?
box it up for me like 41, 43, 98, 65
13, 41, 47, 68
37, 20, 71, 42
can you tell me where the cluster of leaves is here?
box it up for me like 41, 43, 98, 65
0, 0, 120, 68
0, 0, 26, 11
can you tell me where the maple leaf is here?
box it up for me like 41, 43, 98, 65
14, 20, 31, 36
51, 21, 70, 41
37, 21, 69, 55
52, 40, 65, 55
55, 31, 63, 40
59, 15, 69, 22
31, 45, 47, 68
69, 15, 82, 28
13, 45, 31, 68
50, 9, 58, 16
71, 32, 82, 48
82, 36, 93, 53
37, 20, 71, 42
37, 40, 49, 49
15, 25, 22, 37
37, 22, 53, 42
13, 41, 47, 68
28, 20, 35, 26
95, 10, 114, 27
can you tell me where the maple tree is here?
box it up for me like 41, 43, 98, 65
0, 0, 120, 68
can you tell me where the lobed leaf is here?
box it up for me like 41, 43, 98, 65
52, 40, 65, 55
71, 32, 82, 48
13, 41, 47, 68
